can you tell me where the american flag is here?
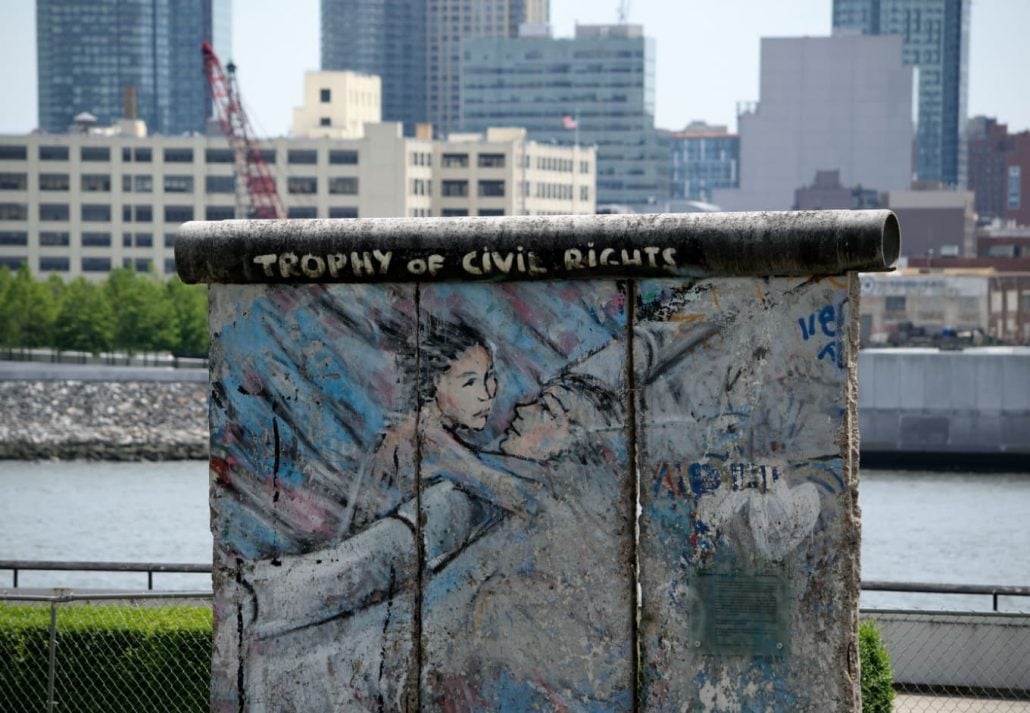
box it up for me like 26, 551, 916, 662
561, 114, 578, 130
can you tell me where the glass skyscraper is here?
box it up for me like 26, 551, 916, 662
37, 0, 232, 135
462, 25, 668, 210
832, 0, 970, 187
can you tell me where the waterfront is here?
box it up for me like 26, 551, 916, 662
1, 460, 1029, 609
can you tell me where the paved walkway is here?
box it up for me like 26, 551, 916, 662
897, 694, 1030, 712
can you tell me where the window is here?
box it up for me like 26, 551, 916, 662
206, 175, 235, 193
122, 147, 131, 162
206, 206, 235, 220
81, 147, 110, 162
164, 175, 194, 193
442, 180, 468, 197
580, 160, 590, 174
1, 202, 28, 220
0, 257, 26, 270
40, 231, 70, 246
205, 148, 234, 163
164, 257, 177, 274
580, 186, 590, 201
40, 203, 70, 221
133, 233, 153, 248
134, 205, 153, 223
134, 148, 152, 162
0, 173, 27, 190
288, 149, 318, 165
288, 206, 317, 218
0, 230, 27, 245
81, 204, 111, 222
81, 174, 111, 192
0, 145, 27, 160
410, 152, 431, 167
133, 258, 152, 272
133, 175, 153, 192
1009, 166, 1022, 210
478, 209, 504, 216
329, 177, 358, 195
442, 208, 468, 217
39, 146, 68, 161
260, 149, 276, 164
329, 207, 358, 218
329, 149, 358, 165
164, 148, 194, 163
411, 178, 430, 196
442, 153, 469, 168
478, 180, 504, 197
164, 205, 194, 223
40, 257, 69, 272
288, 177, 318, 194
81, 232, 111, 247
885, 296, 907, 312
319, 117, 331, 127
82, 257, 112, 272
320, 88, 331, 103
39, 173, 69, 191
164, 233, 177, 248
122, 232, 132, 247
478, 153, 505, 168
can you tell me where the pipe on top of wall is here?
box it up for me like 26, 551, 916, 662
175, 210, 901, 285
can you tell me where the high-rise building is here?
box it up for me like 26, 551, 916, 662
292, 71, 382, 140
668, 123, 739, 203
321, 0, 426, 135
36, 0, 232, 136
426, 0, 548, 137
321, 0, 547, 137
713, 35, 913, 211
462, 24, 667, 211
832, 0, 970, 187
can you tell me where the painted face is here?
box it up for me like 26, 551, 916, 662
499, 386, 573, 461
434, 344, 497, 431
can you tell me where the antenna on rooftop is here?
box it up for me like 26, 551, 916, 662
617, 0, 630, 23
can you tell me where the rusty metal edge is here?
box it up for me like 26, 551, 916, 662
175, 210, 901, 284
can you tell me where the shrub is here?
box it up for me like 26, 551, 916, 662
860, 619, 895, 713
0, 603, 211, 713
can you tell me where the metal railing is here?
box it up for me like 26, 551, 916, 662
0, 560, 211, 591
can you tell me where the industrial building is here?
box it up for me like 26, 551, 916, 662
0, 123, 594, 281
714, 34, 913, 211
668, 122, 739, 204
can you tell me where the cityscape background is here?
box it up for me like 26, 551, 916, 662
2, 0, 1029, 137
1, 0, 1030, 346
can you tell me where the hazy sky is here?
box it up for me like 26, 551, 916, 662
1, 0, 1028, 137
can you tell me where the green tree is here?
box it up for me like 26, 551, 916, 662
859, 620, 895, 713
54, 277, 115, 354
5, 264, 58, 348
0, 266, 14, 347
105, 268, 179, 355
166, 276, 208, 356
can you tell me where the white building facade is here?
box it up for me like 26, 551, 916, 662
0, 124, 593, 281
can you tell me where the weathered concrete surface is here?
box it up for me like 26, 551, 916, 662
0, 379, 207, 460
636, 276, 862, 712
193, 213, 889, 712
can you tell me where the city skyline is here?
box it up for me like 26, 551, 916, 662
1, 0, 1028, 138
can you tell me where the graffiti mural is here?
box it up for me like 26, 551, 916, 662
206, 273, 859, 712
208, 281, 635, 711
636, 276, 859, 712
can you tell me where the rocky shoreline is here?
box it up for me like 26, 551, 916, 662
0, 380, 208, 461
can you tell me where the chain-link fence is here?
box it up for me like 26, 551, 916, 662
0, 591, 212, 713
3, 583, 1029, 712
861, 608, 1030, 713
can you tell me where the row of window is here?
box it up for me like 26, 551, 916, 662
0, 230, 179, 249
0, 145, 360, 166
440, 179, 506, 198
0, 255, 175, 274
438, 152, 508, 169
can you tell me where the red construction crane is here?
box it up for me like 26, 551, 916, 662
201, 41, 285, 220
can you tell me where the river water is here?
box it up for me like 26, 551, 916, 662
2, 461, 1028, 611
